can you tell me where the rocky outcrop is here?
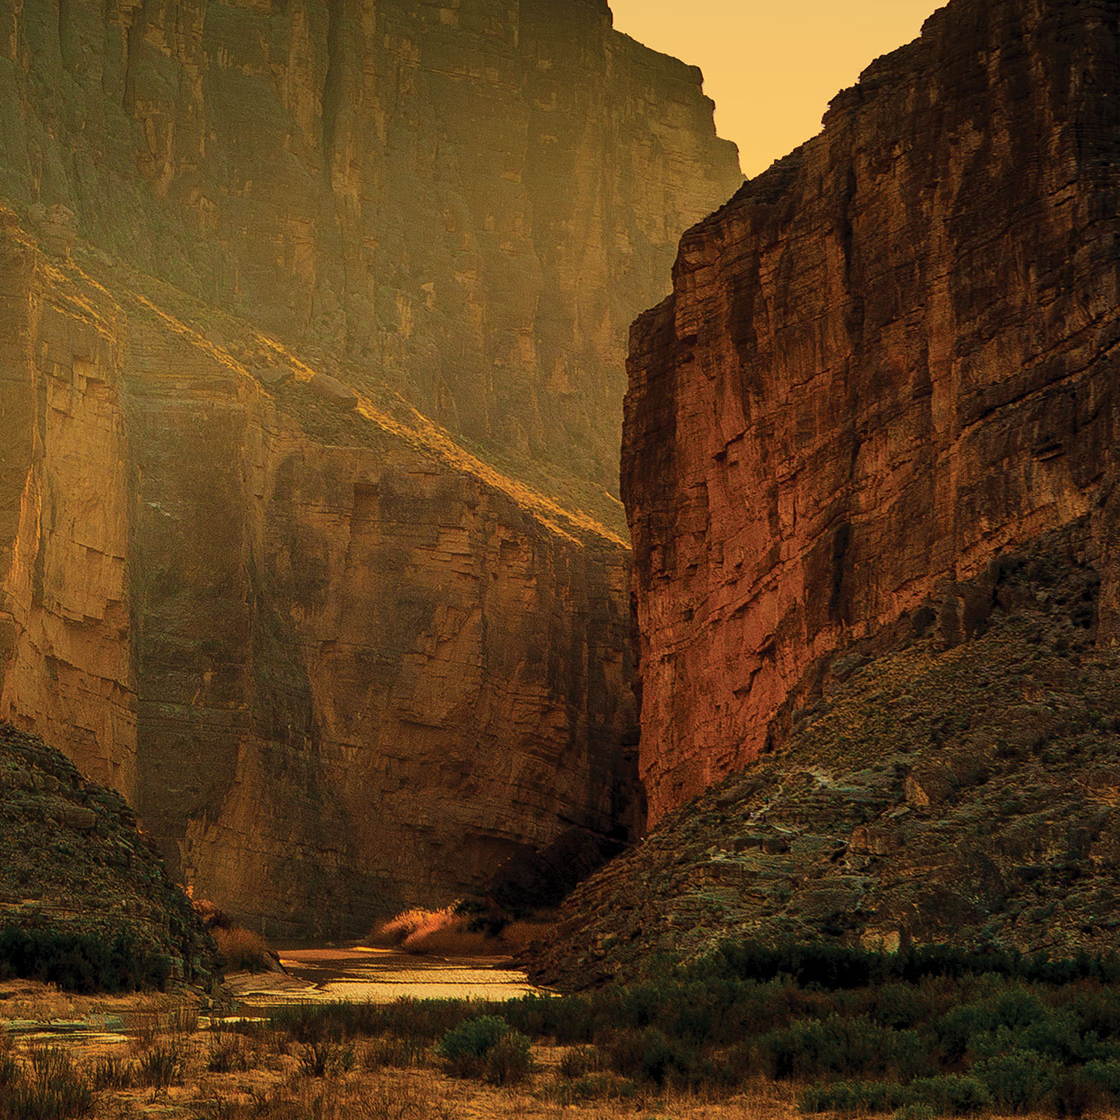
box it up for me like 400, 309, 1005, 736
0, 722, 213, 986
532, 532, 1120, 987
0, 223, 636, 936
623, 0, 1120, 823
0, 0, 741, 517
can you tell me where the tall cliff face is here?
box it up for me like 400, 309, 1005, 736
0, 226, 635, 935
0, 0, 740, 515
0, 0, 740, 932
624, 0, 1120, 822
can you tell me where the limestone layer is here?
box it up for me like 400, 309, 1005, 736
0, 0, 741, 515
623, 0, 1120, 822
0, 224, 635, 936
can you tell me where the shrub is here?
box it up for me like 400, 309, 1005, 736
136, 1043, 186, 1091
908, 1073, 992, 1113
0, 1047, 94, 1120
362, 1035, 427, 1070
1081, 1058, 1120, 1096
558, 1045, 603, 1079
213, 926, 273, 973
485, 1030, 532, 1085
755, 1014, 918, 1079
548, 1072, 639, 1104
605, 1026, 701, 1087
1051, 1072, 1110, 1118
974, 1049, 1058, 1113
893, 1106, 938, 1120
798, 1079, 905, 1113
0, 927, 169, 993
207, 1033, 256, 1073
88, 1055, 136, 1090
437, 1016, 511, 1076
297, 1040, 355, 1078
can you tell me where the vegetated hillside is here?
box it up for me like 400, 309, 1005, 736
623, 0, 1120, 823
0, 723, 213, 990
531, 525, 1120, 989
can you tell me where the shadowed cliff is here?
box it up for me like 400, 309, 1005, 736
0, 0, 741, 934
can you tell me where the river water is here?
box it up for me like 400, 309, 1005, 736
229, 945, 545, 1007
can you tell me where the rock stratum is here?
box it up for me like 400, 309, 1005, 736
533, 530, 1120, 988
0, 0, 740, 935
0, 213, 631, 936
0, 0, 741, 518
623, 0, 1120, 823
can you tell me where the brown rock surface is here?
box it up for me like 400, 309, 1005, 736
0, 0, 741, 519
623, 0, 1120, 823
0, 223, 636, 936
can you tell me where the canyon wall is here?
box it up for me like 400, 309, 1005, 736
0, 0, 741, 513
0, 0, 742, 932
624, 0, 1120, 822
0, 230, 635, 935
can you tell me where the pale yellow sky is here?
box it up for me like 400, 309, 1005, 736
609, 0, 945, 176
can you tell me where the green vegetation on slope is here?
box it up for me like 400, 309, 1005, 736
532, 522, 1120, 989
0, 724, 214, 991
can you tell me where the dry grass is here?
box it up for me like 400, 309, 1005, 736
373, 910, 555, 957
213, 926, 274, 973
374, 909, 495, 956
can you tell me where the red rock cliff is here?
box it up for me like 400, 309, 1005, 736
623, 0, 1120, 823
0, 0, 741, 933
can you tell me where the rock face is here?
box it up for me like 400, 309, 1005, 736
623, 0, 1120, 823
0, 216, 636, 935
0, 722, 213, 986
532, 532, 1120, 988
0, 0, 741, 515
0, 0, 741, 934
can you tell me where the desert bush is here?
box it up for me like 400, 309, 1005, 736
0, 1047, 94, 1120
136, 1043, 186, 1091
484, 1030, 532, 1085
88, 1054, 136, 1090
547, 1071, 639, 1104
373, 908, 494, 956
362, 1035, 427, 1070
604, 1026, 704, 1087
799, 1079, 906, 1113
557, 1045, 604, 1079
1051, 1071, 1111, 1118
213, 926, 273, 973
974, 1049, 1058, 1113
0, 926, 169, 993
297, 1040, 355, 1078
207, 1032, 256, 1073
907, 1073, 992, 1113
893, 1106, 938, 1120
755, 1014, 920, 1080
437, 1015, 511, 1076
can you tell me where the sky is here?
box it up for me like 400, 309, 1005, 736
609, 0, 945, 177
